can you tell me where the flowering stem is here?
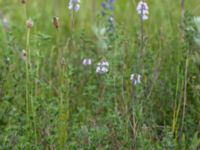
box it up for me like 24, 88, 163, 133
180, 0, 185, 40
26, 25, 37, 145
92, 0, 96, 23
25, 28, 30, 137
181, 0, 185, 24
23, 2, 27, 20
70, 11, 75, 34
140, 0, 145, 54
141, 18, 144, 53
58, 62, 69, 149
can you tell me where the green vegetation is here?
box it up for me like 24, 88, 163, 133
0, 0, 200, 149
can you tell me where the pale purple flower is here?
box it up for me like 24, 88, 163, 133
82, 58, 92, 66
68, 0, 80, 12
2, 17, 9, 29
130, 74, 141, 85
136, 0, 149, 21
96, 60, 109, 74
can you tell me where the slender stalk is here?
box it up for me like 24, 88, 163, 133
172, 67, 180, 134
26, 19, 38, 145
58, 59, 69, 149
24, 0, 31, 138
181, 0, 185, 24
180, 0, 185, 40
180, 0, 187, 135
140, 0, 145, 53
58, 68, 65, 149
70, 11, 74, 34
181, 57, 189, 133
23, 2, 27, 21
172, 66, 183, 139
34, 58, 40, 146
92, 0, 96, 23
25, 28, 30, 133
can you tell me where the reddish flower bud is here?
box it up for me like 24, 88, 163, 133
26, 19, 33, 29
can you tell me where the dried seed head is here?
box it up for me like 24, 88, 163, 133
52, 16, 59, 29
21, 49, 27, 61
21, 0, 26, 4
60, 57, 66, 66
26, 18, 33, 29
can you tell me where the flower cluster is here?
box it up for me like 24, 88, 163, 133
82, 58, 92, 66
101, 0, 115, 32
136, 0, 149, 21
96, 60, 109, 74
101, 0, 115, 12
68, 0, 80, 12
130, 74, 141, 85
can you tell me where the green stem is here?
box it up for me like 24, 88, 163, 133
181, 57, 189, 133
25, 28, 30, 131
26, 27, 37, 145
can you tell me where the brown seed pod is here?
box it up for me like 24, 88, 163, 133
60, 57, 66, 66
21, 0, 26, 4
52, 16, 59, 29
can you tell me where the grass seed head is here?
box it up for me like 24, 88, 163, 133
26, 18, 33, 29
21, 49, 27, 61
52, 16, 59, 29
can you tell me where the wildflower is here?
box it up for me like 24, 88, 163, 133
96, 60, 109, 74
26, 18, 33, 29
82, 58, 92, 66
52, 16, 59, 29
101, 0, 115, 11
68, 0, 80, 12
101, 2, 106, 9
21, 49, 27, 61
108, 0, 114, 11
101, 0, 115, 33
130, 74, 141, 85
2, 17, 9, 29
136, 0, 149, 21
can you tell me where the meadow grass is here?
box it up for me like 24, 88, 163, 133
0, 0, 200, 149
